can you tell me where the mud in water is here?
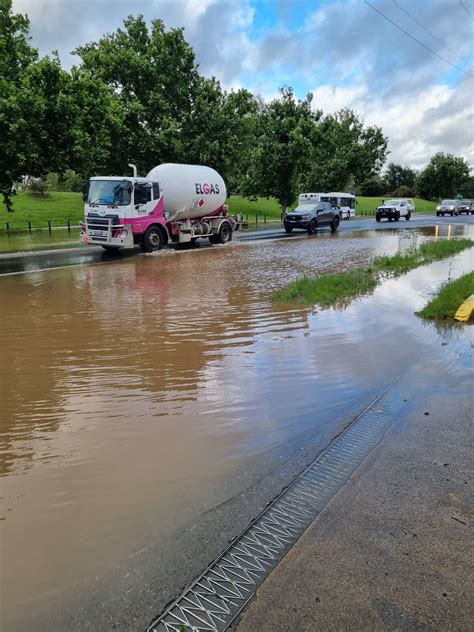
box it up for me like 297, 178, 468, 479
0, 226, 473, 630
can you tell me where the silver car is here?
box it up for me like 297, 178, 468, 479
283, 202, 341, 234
436, 199, 460, 216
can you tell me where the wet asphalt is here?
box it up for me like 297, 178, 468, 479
0, 214, 472, 276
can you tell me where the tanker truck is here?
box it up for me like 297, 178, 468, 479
80, 163, 243, 252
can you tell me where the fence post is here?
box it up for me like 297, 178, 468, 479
28, 220, 32, 234
48, 220, 52, 235
67, 220, 71, 233
255, 213, 258, 225
6, 222, 9, 234
264, 213, 267, 223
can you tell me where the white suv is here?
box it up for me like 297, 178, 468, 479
375, 199, 415, 222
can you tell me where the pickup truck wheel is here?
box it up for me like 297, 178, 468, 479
141, 225, 165, 252
217, 222, 232, 244
395, 211, 400, 221
284, 222, 293, 233
330, 216, 340, 232
375, 214, 381, 222
405, 212, 411, 220
307, 219, 317, 234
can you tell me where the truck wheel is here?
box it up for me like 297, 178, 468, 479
330, 216, 340, 232
217, 222, 232, 244
375, 214, 381, 222
141, 225, 165, 252
395, 211, 400, 222
307, 219, 317, 234
284, 223, 293, 233
405, 212, 411, 221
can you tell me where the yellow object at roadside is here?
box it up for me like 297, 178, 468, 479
454, 294, 474, 322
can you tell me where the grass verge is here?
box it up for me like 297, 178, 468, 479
416, 272, 474, 320
271, 239, 473, 307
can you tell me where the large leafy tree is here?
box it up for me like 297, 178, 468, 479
0, 0, 124, 210
304, 109, 387, 193
243, 87, 320, 209
0, 0, 37, 210
384, 162, 417, 192
416, 153, 470, 200
75, 15, 200, 175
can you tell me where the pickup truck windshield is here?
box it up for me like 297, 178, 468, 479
384, 200, 401, 206
292, 205, 317, 212
87, 180, 131, 207
441, 200, 455, 205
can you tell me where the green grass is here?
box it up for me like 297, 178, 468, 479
271, 269, 377, 306
1, 192, 83, 229
0, 191, 441, 231
373, 239, 474, 275
416, 272, 474, 320
355, 196, 437, 215
271, 239, 474, 307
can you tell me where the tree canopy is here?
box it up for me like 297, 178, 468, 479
1, 1, 468, 213
416, 153, 470, 200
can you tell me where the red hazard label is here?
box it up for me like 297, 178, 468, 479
198, 198, 205, 207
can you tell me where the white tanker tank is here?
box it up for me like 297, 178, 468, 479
81, 162, 243, 252
147, 163, 227, 221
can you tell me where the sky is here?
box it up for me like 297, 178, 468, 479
12, 0, 474, 171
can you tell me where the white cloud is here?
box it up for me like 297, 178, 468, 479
311, 77, 474, 169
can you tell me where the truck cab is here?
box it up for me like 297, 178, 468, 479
80, 176, 166, 250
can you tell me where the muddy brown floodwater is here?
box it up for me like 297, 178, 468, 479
0, 226, 473, 631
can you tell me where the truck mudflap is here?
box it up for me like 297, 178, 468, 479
80, 217, 134, 248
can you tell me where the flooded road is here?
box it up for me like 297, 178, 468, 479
0, 226, 473, 630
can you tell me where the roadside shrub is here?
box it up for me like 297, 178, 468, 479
393, 185, 415, 197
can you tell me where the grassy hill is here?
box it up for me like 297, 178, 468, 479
1, 191, 439, 230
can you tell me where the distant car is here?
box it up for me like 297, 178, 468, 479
436, 199, 460, 216
284, 201, 341, 234
375, 198, 413, 222
458, 200, 473, 215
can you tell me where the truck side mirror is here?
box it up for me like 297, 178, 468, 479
82, 182, 89, 202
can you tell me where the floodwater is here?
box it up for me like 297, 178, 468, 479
0, 228, 81, 254
0, 225, 473, 630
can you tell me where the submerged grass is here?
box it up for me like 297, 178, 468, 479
416, 272, 474, 320
271, 269, 377, 306
271, 238, 473, 307
373, 239, 474, 275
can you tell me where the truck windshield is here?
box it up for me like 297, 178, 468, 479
385, 200, 400, 206
293, 205, 317, 212
87, 180, 131, 207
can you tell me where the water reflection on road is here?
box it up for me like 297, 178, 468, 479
0, 226, 472, 630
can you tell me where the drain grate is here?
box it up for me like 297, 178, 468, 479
148, 382, 408, 632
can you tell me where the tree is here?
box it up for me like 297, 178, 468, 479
384, 162, 417, 192
304, 109, 388, 193
0, 1, 123, 211
243, 87, 320, 209
75, 15, 200, 175
0, 0, 38, 210
416, 153, 470, 200
360, 175, 386, 196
